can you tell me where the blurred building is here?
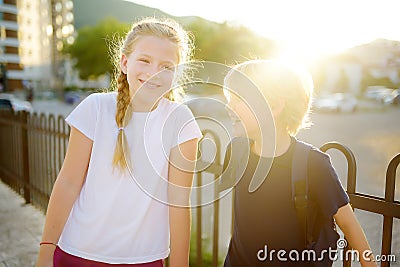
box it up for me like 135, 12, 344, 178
350, 39, 400, 86
8, 0, 74, 93
0, 0, 23, 92
318, 39, 400, 95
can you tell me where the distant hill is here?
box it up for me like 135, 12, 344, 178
72, 0, 212, 29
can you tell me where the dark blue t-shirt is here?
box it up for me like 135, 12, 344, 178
224, 137, 349, 266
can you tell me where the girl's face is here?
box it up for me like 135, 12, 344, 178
120, 35, 179, 109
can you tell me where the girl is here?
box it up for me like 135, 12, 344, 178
36, 18, 202, 267
222, 59, 377, 266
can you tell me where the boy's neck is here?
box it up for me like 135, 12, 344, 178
251, 129, 292, 158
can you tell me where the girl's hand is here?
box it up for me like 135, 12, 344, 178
35, 245, 56, 267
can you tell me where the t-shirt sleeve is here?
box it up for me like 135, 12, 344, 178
171, 104, 203, 148
308, 149, 350, 218
65, 93, 98, 140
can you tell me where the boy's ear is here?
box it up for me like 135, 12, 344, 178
120, 54, 128, 74
271, 98, 285, 117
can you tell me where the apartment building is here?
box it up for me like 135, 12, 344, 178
0, 0, 74, 92
0, 0, 22, 91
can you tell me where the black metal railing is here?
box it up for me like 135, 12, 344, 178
0, 110, 69, 211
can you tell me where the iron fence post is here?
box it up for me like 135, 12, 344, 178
21, 111, 30, 203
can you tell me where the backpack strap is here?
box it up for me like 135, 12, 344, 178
291, 139, 313, 248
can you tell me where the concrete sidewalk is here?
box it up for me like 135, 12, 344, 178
0, 181, 45, 267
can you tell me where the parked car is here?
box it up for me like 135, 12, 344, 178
64, 91, 83, 105
383, 89, 400, 106
313, 93, 358, 113
36, 90, 56, 100
0, 93, 33, 113
364, 86, 393, 103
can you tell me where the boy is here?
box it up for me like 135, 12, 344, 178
221, 60, 377, 267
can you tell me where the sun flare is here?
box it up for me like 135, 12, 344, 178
127, 0, 400, 65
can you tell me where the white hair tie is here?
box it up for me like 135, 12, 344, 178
118, 127, 124, 132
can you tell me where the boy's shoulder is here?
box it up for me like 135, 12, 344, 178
293, 138, 333, 169
294, 138, 327, 157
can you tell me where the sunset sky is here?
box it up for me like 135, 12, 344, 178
126, 0, 400, 62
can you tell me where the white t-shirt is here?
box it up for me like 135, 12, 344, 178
58, 92, 202, 264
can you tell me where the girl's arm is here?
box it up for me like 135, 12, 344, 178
35, 127, 93, 267
334, 203, 378, 267
168, 138, 199, 267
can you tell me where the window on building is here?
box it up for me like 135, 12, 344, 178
0, 0, 3, 20
55, 2, 62, 12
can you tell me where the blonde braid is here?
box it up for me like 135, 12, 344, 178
112, 71, 132, 170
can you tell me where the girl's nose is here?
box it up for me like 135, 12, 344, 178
146, 64, 160, 77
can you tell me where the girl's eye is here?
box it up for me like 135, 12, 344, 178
139, 58, 150, 63
161, 65, 174, 71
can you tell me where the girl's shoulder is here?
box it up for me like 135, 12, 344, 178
80, 91, 115, 100
87, 91, 117, 101
81, 91, 117, 108
159, 97, 179, 109
160, 98, 192, 113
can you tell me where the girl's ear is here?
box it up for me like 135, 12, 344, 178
120, 54, 128, 74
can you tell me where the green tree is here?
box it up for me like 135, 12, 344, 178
64, 16, 277, 80
187, 19, 277, 64
64, 17, 129, 80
